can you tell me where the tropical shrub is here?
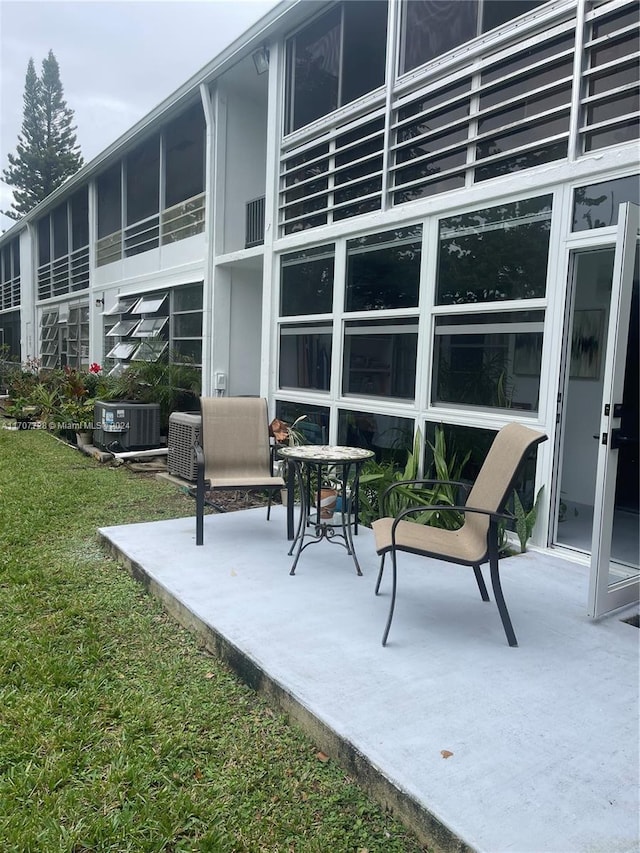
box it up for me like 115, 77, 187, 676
358, 425, 470, 529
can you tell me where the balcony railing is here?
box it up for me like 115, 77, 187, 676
246, 196, 265, 247
37, 246, 90, 298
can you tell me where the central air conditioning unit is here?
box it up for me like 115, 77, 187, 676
167, 411, 201, 482
93, 401, 161, 452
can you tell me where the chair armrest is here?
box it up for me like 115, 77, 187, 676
390, 503, 512, 542
380, 478, 470, 515
194, 442, 210, 492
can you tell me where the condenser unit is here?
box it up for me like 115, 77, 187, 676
93, 401, 161, 452
167, 412, 201, 482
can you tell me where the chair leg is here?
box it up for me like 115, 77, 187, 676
473, 565, 490, 601
381, 550, 398, 647
196, 483, 204, 546
375, 553, 386, 595
266, 489, 272, 521
488, 528, 517, 647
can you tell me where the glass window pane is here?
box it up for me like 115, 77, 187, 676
71, 187, 89, 250
482, 0, 545, 33
173, 339, 202, 364
131, 294, 167, 314
280, 246, 334, 316
394, 173, 466, 205
38, 217, 50, 265
104, 296, 137, 315
343, 318, 418, 399
173, 283, 203, 311
338, 409, 414, 463
173, 313, 202, 338
436, 195, 552, 304
572, 176, 640, 231
474, 139, 568, 182
132, 317, 168, 337
479, 84, 572, 132
395, 148, 467, 191
97, 162, 122, 238
587, 90, 639, 126
132, 340, 168, 362
126, 134, 160, 225
402, 0, 477, 73
165, 103, 205, 208
52, 203, 68, 259
279, 323, 332, 391
289, 5, 341, 132
106, 319, 138, 337
107, 342, 137, 360
275, 400, 329, 445
432, 311, 544, 412
584, 119, 639, 153
341, 0, 387, 105
481, 32, 575, 85
346, 226, 422, 311
12, 239, 20, 277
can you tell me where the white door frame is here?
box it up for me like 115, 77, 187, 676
588, 202, 639, 617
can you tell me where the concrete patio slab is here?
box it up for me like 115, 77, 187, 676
99, 506, 639, 853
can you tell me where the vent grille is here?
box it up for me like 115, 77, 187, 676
167, 412, 201, 482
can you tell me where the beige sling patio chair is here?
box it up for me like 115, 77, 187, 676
372, 422, 547, 647
195, 396, 284, 546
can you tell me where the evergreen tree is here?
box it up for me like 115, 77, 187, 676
2, 50, 83, 220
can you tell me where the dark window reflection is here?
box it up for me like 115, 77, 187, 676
573, 176, 640, 231
38, 217, 51, 266
97, 162, 122, 238
275, 400, 329, 445
165, 103, 205, 209
432, 311, 544, 412
402, 0, 546, 73
279, 323, 332, 391
402, 0, 477, 72
126, 134, 160, 225
437, 195, 552, 304
71, 187, 89, 250
343, 318, 418, 400
346, 227, 422, 311
280, 247, 334, 316
338, 409, 414, 464
287, 2, 387, 133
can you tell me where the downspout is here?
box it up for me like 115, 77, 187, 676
200, 81, 216, 397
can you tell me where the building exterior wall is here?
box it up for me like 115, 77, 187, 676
0, 0, 637, 555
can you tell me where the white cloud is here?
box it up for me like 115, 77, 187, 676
0, 0, 278, 226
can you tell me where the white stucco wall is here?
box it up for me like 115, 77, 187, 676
228, 268, 262, 396
222, 93, 268, 255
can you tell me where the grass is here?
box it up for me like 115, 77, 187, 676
0, 429, 428, 853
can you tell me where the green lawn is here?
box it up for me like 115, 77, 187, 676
0, 429, 427, 853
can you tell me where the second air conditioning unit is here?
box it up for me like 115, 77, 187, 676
167, 411, 201, 482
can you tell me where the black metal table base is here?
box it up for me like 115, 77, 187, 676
288, 509, 363, 576
285, 457, 365, 576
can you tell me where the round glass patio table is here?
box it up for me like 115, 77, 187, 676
278, 444, 374, 576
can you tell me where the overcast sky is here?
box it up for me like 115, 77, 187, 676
0, 0, 279, 231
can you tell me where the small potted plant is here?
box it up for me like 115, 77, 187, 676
59, 398, 96, 446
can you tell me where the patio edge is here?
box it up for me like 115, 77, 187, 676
99, 531, 475, 853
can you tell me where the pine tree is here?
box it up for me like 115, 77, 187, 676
2, 50, 83, 220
